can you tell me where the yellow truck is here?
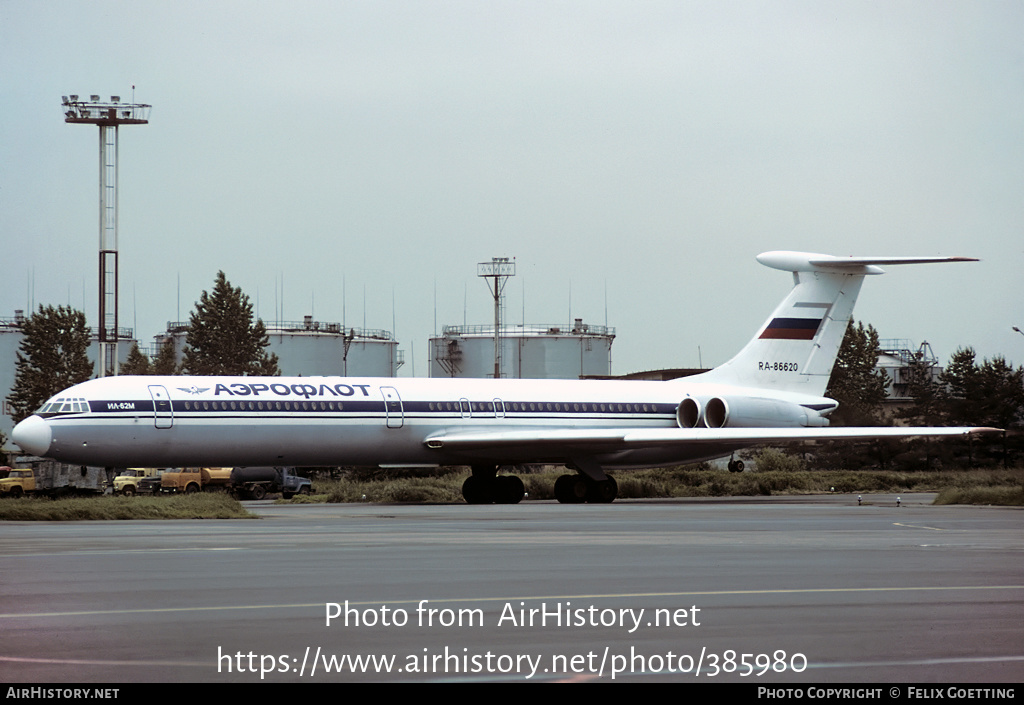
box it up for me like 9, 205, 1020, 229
0, 469, 37, 497
113, 468, 160, 496
158, 467, 232, 494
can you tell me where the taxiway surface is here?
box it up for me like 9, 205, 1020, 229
1, 494, 1021, 682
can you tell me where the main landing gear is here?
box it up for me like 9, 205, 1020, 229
460, 463, 619, 505
462, 465, 525, 504
553, 473, 617, 504
555, 456, 618, 503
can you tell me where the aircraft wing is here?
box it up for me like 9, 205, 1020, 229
620, 426, 1000, 446
424, 426, 1001, 452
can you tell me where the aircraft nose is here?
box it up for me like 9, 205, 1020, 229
12, 415, 52, 457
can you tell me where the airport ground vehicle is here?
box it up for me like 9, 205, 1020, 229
229, 466, 313, 499
0, 459, 109, 498
159, 467, 232, 494
113, 468, 160, 496
137, 472, 165, 495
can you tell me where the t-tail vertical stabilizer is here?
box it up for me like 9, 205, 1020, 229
689, 251, 978, 397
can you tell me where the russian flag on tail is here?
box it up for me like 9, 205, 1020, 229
759, 317, 824, 340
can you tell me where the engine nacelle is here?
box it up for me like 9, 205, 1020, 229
702, 396, 829, 428
676, 397, 703, 428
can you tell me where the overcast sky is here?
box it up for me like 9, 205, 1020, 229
2, 1, 1022, 377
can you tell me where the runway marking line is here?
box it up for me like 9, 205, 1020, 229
2, 652, 1022, 674
2, 584, 1022, 620
0, 655, 202, 667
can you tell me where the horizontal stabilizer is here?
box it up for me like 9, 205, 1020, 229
758, 251, 978, 275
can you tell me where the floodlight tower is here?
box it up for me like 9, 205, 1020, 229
63, 93, 151, 376
477, 257, 515, 378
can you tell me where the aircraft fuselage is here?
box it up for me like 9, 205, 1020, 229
19, 374, 814, 469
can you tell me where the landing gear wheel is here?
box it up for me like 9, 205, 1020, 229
462, 464, 526, 505
728, 459, 745, 473
554, 474, 588, 504
554, 474, 571, 503
496, 475, 525, 504
462, 475, 493, 504
587, 476, 618, 503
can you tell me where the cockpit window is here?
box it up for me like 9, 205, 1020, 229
36, 397, 88, 416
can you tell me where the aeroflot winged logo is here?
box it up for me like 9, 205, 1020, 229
178, 386, 211, 395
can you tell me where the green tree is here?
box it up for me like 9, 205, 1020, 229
120, 342, 153, 375
7, 305, 94, 423
940, 347, 1024, 429
181, 272, 279, 376
938, 347, 978, 425
825, 321, 889, 426
976, 356, 1024, 429
896, 356, 944, 426
152, 338, 180, 375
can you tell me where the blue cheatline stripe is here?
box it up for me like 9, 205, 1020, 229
83, 399, 677, 416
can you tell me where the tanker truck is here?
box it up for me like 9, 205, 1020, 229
158, 467, 232, 494
229, 466, 313, 500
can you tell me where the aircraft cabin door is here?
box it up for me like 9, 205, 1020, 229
380, 386, 404, 429
148, 385, 173, 429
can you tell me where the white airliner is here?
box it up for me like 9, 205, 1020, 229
12, 251, 995, 504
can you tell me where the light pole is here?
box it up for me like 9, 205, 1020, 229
63, 94, 151, 376
477, 257, 515, 378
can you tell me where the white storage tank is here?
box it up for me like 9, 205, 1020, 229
430, 318, 615, 379
155, 317, 402, 377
